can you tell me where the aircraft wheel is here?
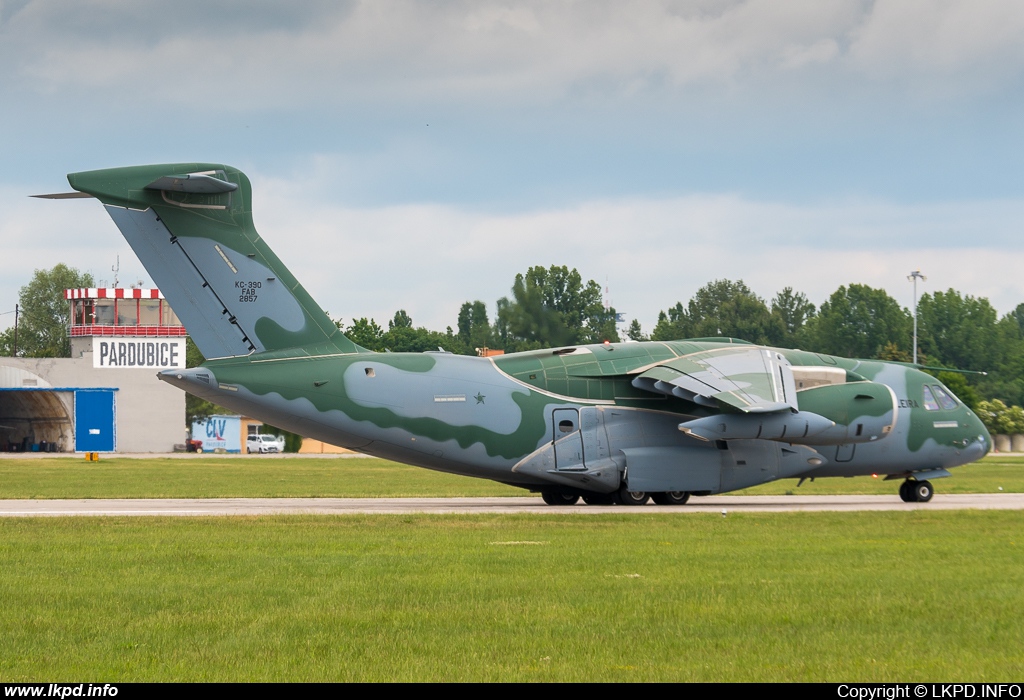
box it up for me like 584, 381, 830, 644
651, 491, 690, 506
247, 448, 251, 454
912, 480, 934, 503
582, 493, 616, 506
541, 490, 580, 506
617, 485, 650, 506
899, 480, 915, 502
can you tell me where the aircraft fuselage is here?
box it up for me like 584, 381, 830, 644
162, 339, 991, 498
61, 161, 991, 505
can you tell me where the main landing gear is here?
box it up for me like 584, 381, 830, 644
539, 488, 692, 506
541, 491, 580, 506
616, 485, 650, 506
651, 491, 690, 506
899, 479, 934, 503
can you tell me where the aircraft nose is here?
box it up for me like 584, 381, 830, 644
962, 438, 988, 462
967, 409, 992, 456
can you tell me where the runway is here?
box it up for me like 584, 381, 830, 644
0, 493, 1021, 516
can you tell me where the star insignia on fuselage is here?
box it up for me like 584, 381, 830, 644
474, 393, 486, 404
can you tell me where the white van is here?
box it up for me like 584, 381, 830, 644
247, 434, 285, 454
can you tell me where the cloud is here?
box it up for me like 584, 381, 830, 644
248, 175, 1024, 333
849, 0, 1024, 89
1, 2, 1021, 340
3, 173, 1021, 337
4, 1, 1023, 109
0, 188, 153, 327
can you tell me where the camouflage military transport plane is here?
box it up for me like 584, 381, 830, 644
62, 163, 992, 505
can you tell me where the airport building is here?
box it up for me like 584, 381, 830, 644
0, 287, 186, 453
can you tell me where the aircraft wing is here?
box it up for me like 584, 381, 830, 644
629, 346, 797, 413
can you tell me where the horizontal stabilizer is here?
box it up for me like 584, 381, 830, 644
31, 192, 94, 199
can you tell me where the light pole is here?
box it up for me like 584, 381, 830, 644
908, 269, 926, 365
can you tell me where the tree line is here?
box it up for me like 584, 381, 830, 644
339, 271, 1024, 413
6, 264, 1024, 421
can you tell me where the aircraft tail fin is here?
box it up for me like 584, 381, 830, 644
68, 163, 365, 359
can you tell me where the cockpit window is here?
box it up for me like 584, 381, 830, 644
921, 385, 940, 411
932, 385, 959, 410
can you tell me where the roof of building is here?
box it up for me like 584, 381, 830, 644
64, 288, 164, 300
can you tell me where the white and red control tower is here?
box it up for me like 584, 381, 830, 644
65, 288, 188, 368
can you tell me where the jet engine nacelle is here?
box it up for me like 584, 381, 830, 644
793, 381, 897, 445
678, 381, 897, 447
678, 410, 835, 444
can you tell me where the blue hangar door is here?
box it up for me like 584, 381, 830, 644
75, 389, 116, 452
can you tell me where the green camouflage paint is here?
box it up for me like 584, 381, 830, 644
66, 162, 992, 501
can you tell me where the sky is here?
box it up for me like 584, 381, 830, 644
1, 0, 1022, 336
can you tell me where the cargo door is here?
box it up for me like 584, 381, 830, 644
552, 408, 583, 471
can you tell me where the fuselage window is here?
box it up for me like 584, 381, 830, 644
921, 385, 939, 411
558, 420, 575, 433
932, 385, 958, 410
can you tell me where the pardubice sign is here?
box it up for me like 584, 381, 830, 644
92, 338, 186, 369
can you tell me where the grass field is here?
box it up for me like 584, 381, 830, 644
0, 453, 1021, 499
0, 456, 522, 499
0, 511, 1021, 681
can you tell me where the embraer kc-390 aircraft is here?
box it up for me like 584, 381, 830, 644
52, 163, 992, 505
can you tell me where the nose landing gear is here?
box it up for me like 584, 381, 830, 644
899, 479, 934, 503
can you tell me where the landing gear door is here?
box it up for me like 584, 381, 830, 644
552, 408, 583, 471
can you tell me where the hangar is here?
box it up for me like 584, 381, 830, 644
0, 287, 186, 453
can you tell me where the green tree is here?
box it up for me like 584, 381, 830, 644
771, 287, 815, 348
915, 289, 1010, 374
626, 319, 646, 341
984, 336, 1024, 408
0, 264, 94, 358
652, 280, 781, 344
389, 309, 413, 330
344, 317, 385, 352
976, 399, 1024, 435
382, 324, 464, 354
650, 302, 689, 341
457, 301, 494, 353
375, 310, 467, 354
496, 266, 618, 350
1011, 303, 1024, 338
493, 296, 513, 349
803, 284, 911, 359
877, 342, 914, 363
0, 327, 13, 357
